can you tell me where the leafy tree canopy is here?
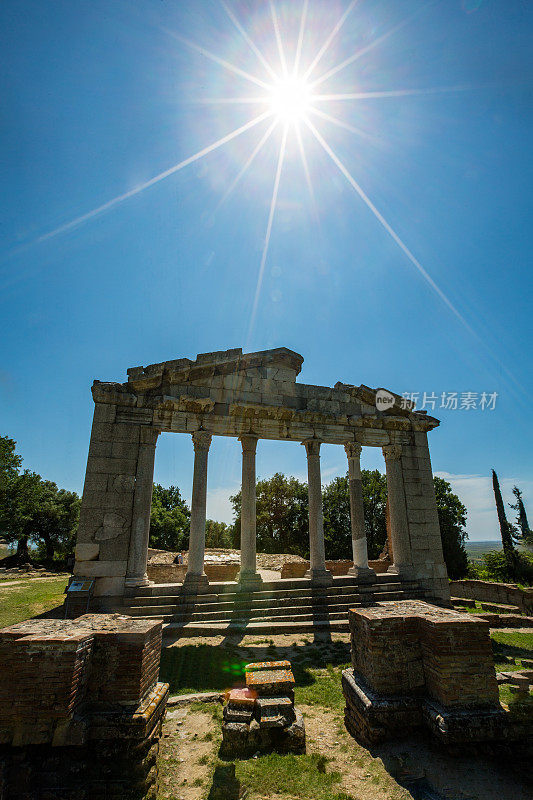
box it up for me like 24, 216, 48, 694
433, 476, 468, 579
149, 484, 190, 552
0, 434, 80, 563
230, 472, 309, 556
205, 520, 233, 549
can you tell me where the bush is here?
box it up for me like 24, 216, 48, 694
467, 550, 533, 585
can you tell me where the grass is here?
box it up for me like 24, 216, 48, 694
0, 575, 68, 628
230, 752, 355, 800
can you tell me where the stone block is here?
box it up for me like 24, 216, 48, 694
73, 560, 127, 577
86, 456, 138, 476
75, 543, 100, 561
92, 576, 125, 597
245, 668, 295, 696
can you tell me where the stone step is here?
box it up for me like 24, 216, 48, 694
124, 580, 420, 606
161, 618, 351, 639
128, 574, 417, 598
126, 591, 367, 611
123, 590, 422, 623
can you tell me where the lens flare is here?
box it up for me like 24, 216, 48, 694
267, 75, 313, 123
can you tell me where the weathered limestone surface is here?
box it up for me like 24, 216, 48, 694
73, 347, 449, 602
0, 614, 168, 799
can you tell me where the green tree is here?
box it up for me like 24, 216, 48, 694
433, 476, 468, 579
509, 486, 532, 547
149, 484, 190, 552
205, 520, 233, 548
230, 473, 309, 555
492, 469, 518, 577
322, 476, 352, 560
33, 484, 81, 562
361, 469, 388, 559
0, 435, 81, 563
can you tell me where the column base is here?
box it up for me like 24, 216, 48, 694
348, 566, 377, 584
182, 572, 210, 593
387, 564, 415, 580
124, 574, 152, 589
305, 568, 333, 586
237, 570, 263, 592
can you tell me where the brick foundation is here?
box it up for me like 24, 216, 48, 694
343, 601, 532, 757
0, 614, 168, 799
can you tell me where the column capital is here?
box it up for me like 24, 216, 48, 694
239, 434, 258, 453
344, 442, 363, 460
302, 439, 321, 458
383, 444, 402, 462
192, 430, 212, 452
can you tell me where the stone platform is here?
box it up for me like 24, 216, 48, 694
0, 614, 168, 799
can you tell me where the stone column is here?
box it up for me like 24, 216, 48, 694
382, 444, 413, 578
125, 427, 159, 589
238, 435, 263, 590
183, 431, 212, 591
344, 443, 376, 583
303, 440, 333, 586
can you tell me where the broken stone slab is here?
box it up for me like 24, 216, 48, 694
255, 696, 295, 726
166, 691, 222, 706
226, 687, 257, 707
245, 660, 291, 672
245, 668, 295, 696
223, 704, 254, 724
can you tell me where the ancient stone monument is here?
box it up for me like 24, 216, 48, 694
73, 347, 450, 605
0, 614, 168, 799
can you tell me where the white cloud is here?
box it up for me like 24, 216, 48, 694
435, 472, 533, 542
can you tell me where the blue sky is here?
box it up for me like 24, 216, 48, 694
1, 0, 531, 542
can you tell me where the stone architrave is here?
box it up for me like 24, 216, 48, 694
302, 440, 332, 586
183, 431, 212, 592
382, 444, 413, 578
238, 435, 263, 590
125, 427, 159, 588
344, 443, 376, 583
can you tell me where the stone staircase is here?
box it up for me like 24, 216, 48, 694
106, 574, 426, 639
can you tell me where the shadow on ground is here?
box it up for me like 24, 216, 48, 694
159, 636, 350, 695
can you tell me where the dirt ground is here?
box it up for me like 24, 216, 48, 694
157, 631, 531, 800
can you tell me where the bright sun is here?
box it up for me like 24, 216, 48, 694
267, 75, 313, 123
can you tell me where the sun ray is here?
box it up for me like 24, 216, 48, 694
293, 0, 309, 76
165, 29, 271, 90
221, 0, 278, 82
304, 116, 475, 334
195, 96, 269, 105
214, 118, 279, 212
308, 106, 375, 142
246, 124, 288, 346
270, 1, 288, 77
311, 2, 433, 89
313, 85, 470, 102
29, 112, 272, 247
303, 0, 357, 81
295, 121, 319, 224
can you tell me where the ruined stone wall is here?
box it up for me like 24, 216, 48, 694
280, 558, 391, 579
0, 615, 168, 800
450, 579, 533, 615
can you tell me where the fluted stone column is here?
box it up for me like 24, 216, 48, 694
383, 444, 414, 578
345, 443, 376, 583
183, 431, 212, 591
238, 435, 263, 590
125, 427, 159, 589
303, 440, 333, 586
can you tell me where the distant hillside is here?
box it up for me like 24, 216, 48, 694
465, 540, 502, 562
